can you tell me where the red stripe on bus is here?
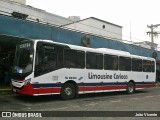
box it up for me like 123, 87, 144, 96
135, 84, 155, 88
78, 85, 127, 92
33, 88, 61, 94
16, 84, 61, 95
16, 83, 155, 95
97, 85, 127, 91
16, 83, 34, 96
78, 83, 155, 92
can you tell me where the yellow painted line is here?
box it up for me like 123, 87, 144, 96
0, 89, 12, 91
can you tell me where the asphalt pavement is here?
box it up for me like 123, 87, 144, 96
0, 87, 160, 120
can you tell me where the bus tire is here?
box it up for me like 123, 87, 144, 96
126, 82, 135, 94
61, 83, 75, 100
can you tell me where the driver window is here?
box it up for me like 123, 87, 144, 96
35, 43, 58, 77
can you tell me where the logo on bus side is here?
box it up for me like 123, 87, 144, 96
88, 72, 128, 80
65, 76, 83, 81
65, 76, 77, 80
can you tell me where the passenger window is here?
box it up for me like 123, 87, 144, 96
64, 49, 85, 68
104, 54, 118, 70
86, 52, 103, 69
35, 42, 63, 77
132, 58, 142, 72
151, 61, 155, 72
119, 56, 131, 71
143, 60, 151, 72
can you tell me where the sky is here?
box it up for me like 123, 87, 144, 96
26, 0, 160, 47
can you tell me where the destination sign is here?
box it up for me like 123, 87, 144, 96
19, 43, 31, 49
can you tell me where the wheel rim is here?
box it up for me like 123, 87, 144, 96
128, 84, 134, 93
64, 87, 72, 96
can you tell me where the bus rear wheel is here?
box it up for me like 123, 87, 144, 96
61, 83, 75, 100
126, 82, 135, 94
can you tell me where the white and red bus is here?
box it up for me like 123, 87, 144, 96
11, 39, 156, 100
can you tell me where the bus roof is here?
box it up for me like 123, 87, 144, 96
33, 39, 155, 61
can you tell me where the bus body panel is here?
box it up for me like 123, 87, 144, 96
11, 40, 156, 97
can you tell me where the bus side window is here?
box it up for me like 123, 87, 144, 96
35, 44, 45, 76
64, 49, 85, 68
104, 54, 118, 70
35, 43, 61, 77
143, 60, 151, 72
132, 58, 142, 72
86, 52, 103, 69
119, 56, 131, 71
151, 61, 155, 72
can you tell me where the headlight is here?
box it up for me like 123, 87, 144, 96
24, 78, 31, 85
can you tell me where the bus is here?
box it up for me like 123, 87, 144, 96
11, 39, 156, 100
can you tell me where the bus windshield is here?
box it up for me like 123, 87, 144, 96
12, 41, 34, 76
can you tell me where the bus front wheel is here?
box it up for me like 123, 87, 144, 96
126, 82, 135, 94
61, 83, 75, 100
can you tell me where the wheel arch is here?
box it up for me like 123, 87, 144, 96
128, 80, 135, 85
62, 80, 78, 97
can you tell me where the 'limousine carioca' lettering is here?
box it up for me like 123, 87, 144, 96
88, 72, 128, 79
